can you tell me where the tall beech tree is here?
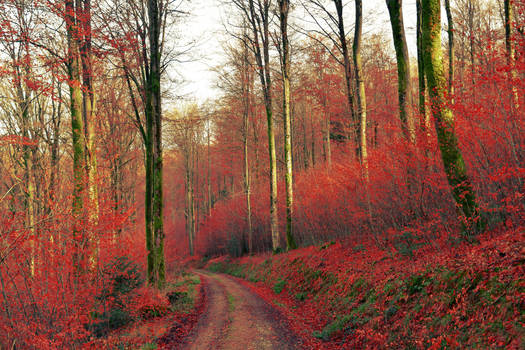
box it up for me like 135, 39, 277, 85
146, 0, 166, 288
386, 0, 415, 142
80, 0, 99, 229
421, 0, 483, 234
65, 0, 97, 272
102, 0, 177, 287
240, 36, 254, 255
233, 0, 281, 252
353, 0, 368, 176
279, 0, 297, 251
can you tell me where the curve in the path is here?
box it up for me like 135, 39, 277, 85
182, 271, 302, 350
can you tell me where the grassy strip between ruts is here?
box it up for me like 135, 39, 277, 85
206, 227, 524, 349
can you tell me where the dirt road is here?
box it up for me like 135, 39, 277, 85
181, 271, 302, 350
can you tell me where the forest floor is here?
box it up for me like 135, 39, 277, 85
179, 270, 302, 350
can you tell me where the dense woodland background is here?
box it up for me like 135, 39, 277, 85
0, 0, 523, 348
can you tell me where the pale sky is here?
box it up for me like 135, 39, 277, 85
177, 0, 421, 102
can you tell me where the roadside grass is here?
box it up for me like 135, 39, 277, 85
93, 272, 203, 350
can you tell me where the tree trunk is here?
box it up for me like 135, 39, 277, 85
333, 0, 358, 157
386, 0, 416, 143
243, 0, 281, 252
240, 34, 254, 255
207, 118, 212, 214
505, 0, 519, 110
279, 0, 297, 251
416, 0, 428, 129
79, 0, 99, 271
421, 0, 484, 235
353, 0, 368, 176
147, 0, 165, 288
66, 0, 87, 273
185, 147, 194, 256
444, 0, 454, 101
353, 0, 372, 227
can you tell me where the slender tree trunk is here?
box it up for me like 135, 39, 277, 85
191, 144, 196, 254
353, 0, 368, 174
421, 0, 484, 235
22, 104, 36, 277
185, 147, 194, 256
333, 0, 358, 157
12, 38, 38, 277
243, 85, 253, 256
79, 0, 99, 271
279, 0, 297, 251
353, 0, 372, 226
66, 0, 87, 273
324, 114, 332, 167
386, 0, 416, 142
505, 0, 519, 110
310, 109, 316, 167
240, 34, 254, 255
207, 119, 212, 213
468, 1, 475, 86
145, 132, 154, 276
49, 76, 61, 212
416, 0, 428, 128
319, 67, 331, 167
445, 0, 455, 102
302, 114, 308, 169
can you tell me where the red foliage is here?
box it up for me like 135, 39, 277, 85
194, 17, 524, 257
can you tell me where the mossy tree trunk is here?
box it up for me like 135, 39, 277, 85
386, 0, 416, 143
421, 0, 484, 235
146, 0, 165, 288
66, 0, 88, 272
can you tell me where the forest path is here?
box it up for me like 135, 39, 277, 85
181, 270, 301, 350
